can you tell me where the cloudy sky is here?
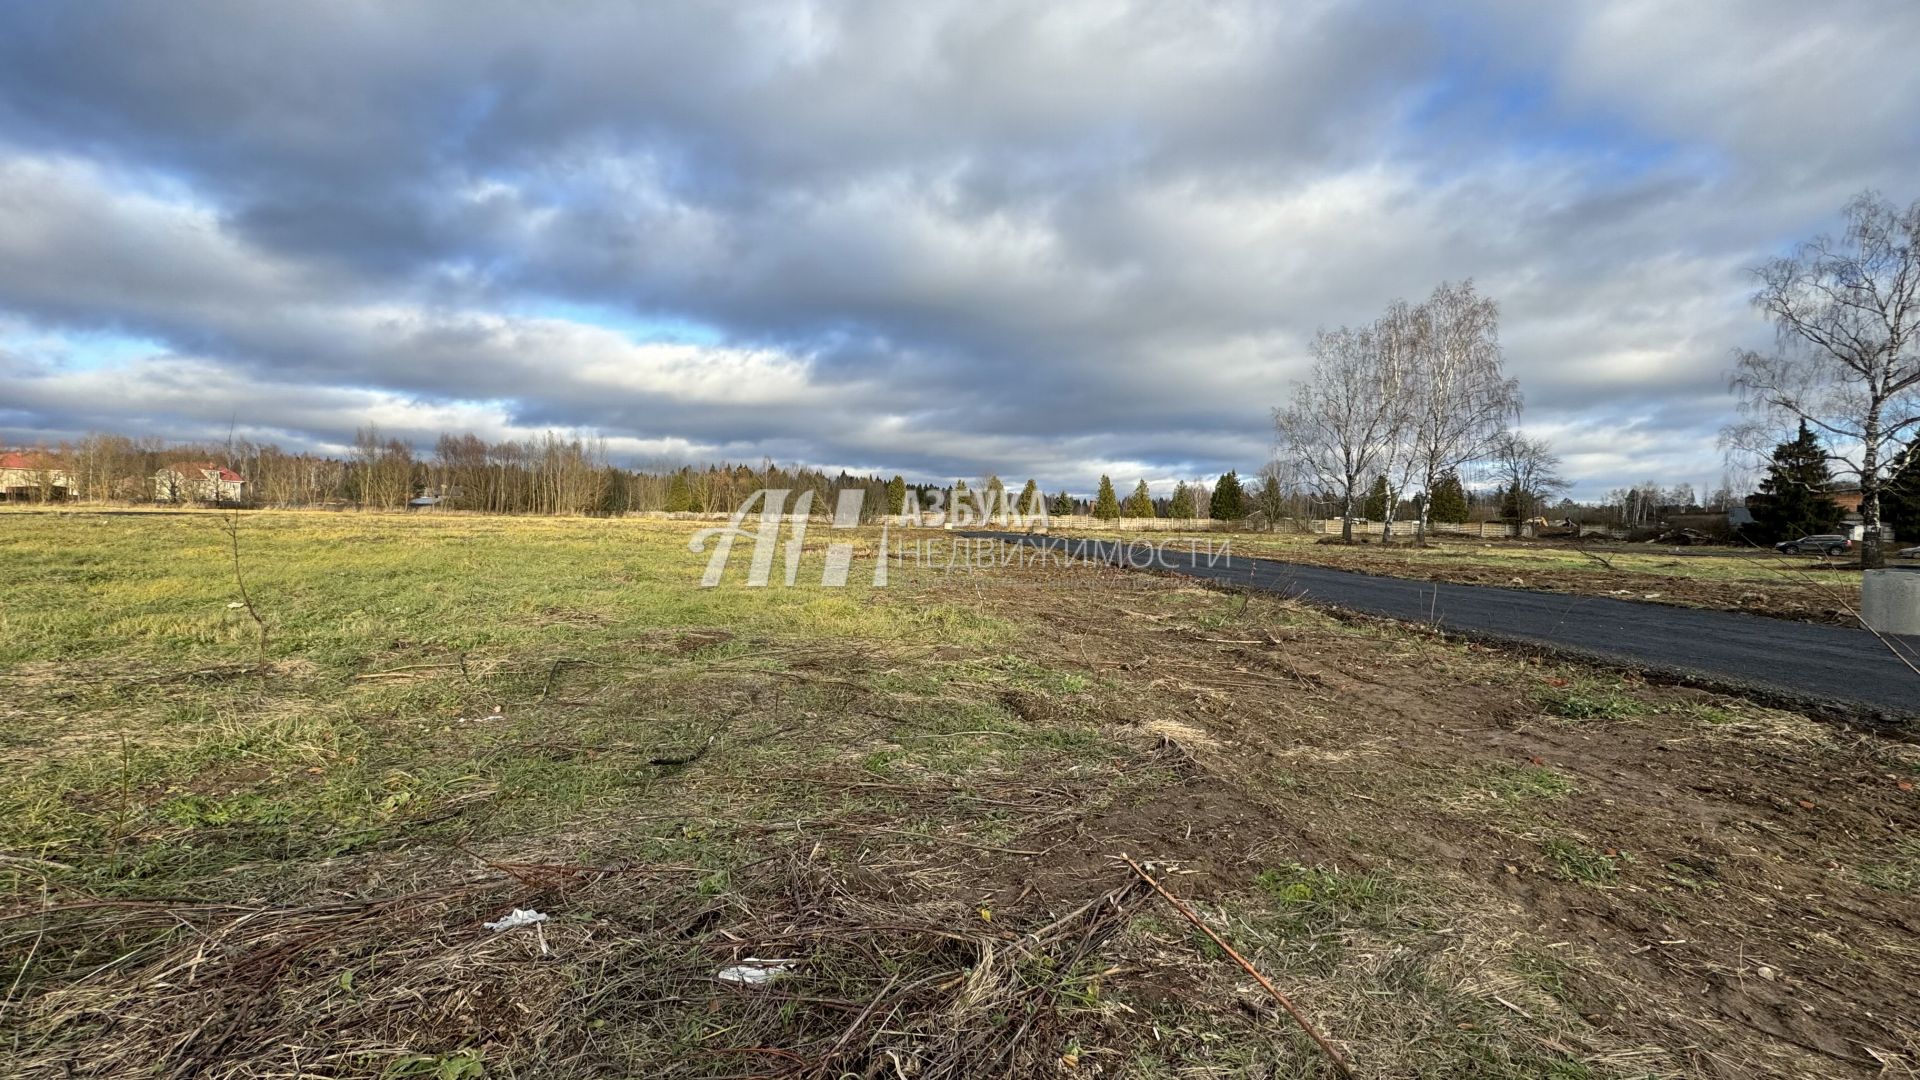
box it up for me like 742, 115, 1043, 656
1, 1, 1917, 498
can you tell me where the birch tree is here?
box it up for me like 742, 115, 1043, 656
1274, 323, 1405, 543
1404, 281, 1519, 545
1728, 191, 1920, 567
1370, 299, 1423, 541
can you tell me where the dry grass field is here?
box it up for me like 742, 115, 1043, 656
0, 510, 1915, 1078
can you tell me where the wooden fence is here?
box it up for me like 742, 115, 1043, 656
1304, 520, 1632, 540
626, 510, 1630, 541
1032, 515, 1227, 532
1309, 519, 1518, 538
1037, 516, 1555, 538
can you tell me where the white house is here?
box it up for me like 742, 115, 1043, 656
153, 462, 247, 504
0, 452, 70, 501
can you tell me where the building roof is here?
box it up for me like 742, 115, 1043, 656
165, 461, 246, 483
0, 451, 59, 471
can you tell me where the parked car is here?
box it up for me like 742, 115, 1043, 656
1897, 544, 1920, 559
1775, 534, 1852, 556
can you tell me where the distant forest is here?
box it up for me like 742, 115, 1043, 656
5, 426, 1777, 528
2, 428, 949, 517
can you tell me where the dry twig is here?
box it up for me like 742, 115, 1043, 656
1122, 855, 1357, 1079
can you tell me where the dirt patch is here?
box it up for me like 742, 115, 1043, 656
948, 566, 1920, 1077
617, 627, 737, 653
530, 605, 614, 628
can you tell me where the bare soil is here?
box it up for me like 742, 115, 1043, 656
956, 566, 1920, 1077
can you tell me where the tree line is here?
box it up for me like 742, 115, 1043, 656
1, 428, 917, 518
6, 428, 1179, 524
2, 423, 1601, 532
1080, 472, 1245, 521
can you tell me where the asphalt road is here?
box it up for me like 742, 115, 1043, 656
964, 532, 1920, 722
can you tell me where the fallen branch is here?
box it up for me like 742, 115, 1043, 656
648, 734, 717, 767
1573, 547, 1615, 571
1122, 855, 1356, 1079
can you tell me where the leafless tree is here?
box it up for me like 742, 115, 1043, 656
1370, 299, 1422, 541
1278, 281, 1518, 545
1403, 281, 1520, 545
1249, 459, 1304, 532
219, 424, 268, 670
1274, 323, 1406, 542
1492, 431, 1569, 536
350, 426, 417, 509
1728, 191, 1920, 567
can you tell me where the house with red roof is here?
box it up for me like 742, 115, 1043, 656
0, 451, 70, 501
153, 462, 247, 504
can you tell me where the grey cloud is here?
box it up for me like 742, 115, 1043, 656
2, 1, 1918, 498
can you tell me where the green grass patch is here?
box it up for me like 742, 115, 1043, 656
1542, 837, 1629, 884
1251, 862, 1400, 934
1534, 680, 1644, 721
1857, 838, 1920, 892
1481, 764, 1576, 802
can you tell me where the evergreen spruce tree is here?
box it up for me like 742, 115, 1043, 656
1749, 421, 1843, 543
664, 471, 695, 512
885, 475, 907, 516
1209, 470, 1245, 520
1122, 479, 1156, 517
597, 467, 629, 515
1361, 474, 1390, 519
1093, 475, 1121, 520
1017, 478, 1040, 518
1426, 470, 1469, 524
1050, 490, 1076, 516
1499, 482, 1524, 532
1249, 472, 1285, 527
1169, 481, 1191, 520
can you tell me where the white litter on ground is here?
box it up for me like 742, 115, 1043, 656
484, 908, 553, 956
484, 908, 550, 931
716, 958, 796, 985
